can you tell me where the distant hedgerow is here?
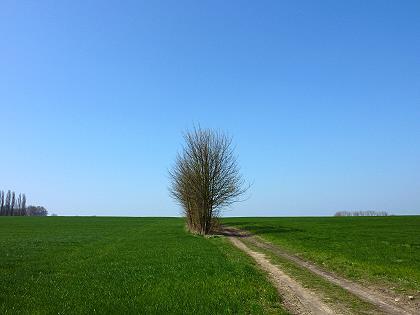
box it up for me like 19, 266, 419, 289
334, 210, 389, 217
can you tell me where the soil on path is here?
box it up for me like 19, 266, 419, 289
229, 237, 336, 315
224, 227, 417, 315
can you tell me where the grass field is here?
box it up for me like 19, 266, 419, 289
223, 216, 420, 292
0, 217, 286, 314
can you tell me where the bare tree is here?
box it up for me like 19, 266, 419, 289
169, 127, 248, 235
5, 190, 11, 216
22, 194, 27, 216
17, 194, 22, 216
11, 192, 15, 216
0, 191, 4, 216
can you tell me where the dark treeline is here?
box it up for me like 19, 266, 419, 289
0, 190, 48, 216
27, 206, 48, 216
0, 190, 26, 216
334, 210, 389, 217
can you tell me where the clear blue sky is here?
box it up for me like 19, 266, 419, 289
1, 1, 419, 216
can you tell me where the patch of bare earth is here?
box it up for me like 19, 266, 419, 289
224, 227, 418, 315
229, 237, 335, 315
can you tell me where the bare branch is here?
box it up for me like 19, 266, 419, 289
169, 127, 248, 235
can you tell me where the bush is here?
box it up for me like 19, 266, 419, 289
169, 127, 247, 235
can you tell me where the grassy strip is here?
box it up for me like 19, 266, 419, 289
0, 217, 286, 314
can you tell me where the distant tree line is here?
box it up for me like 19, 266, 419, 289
0, 190, 26, 216
0, 190, 48, 216
334, 210, 388, 217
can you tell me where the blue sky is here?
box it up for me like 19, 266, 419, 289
1, 1, 419, 216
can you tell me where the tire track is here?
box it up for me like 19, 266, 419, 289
229, 237, 336, 315
224, 227, 414, 315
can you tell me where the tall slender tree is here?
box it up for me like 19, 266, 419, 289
22, 194, 27, 216
17, 194, 22, 216
11, 192, 16, 216
5, 190, 11, 216
0, 191, 4, 216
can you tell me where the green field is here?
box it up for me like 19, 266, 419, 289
224, 216, 420, 292
3, 216, 418, 314
0, 217, 285, 314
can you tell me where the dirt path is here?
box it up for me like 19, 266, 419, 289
229, 237, 336, 315
224, 227, 415, 315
